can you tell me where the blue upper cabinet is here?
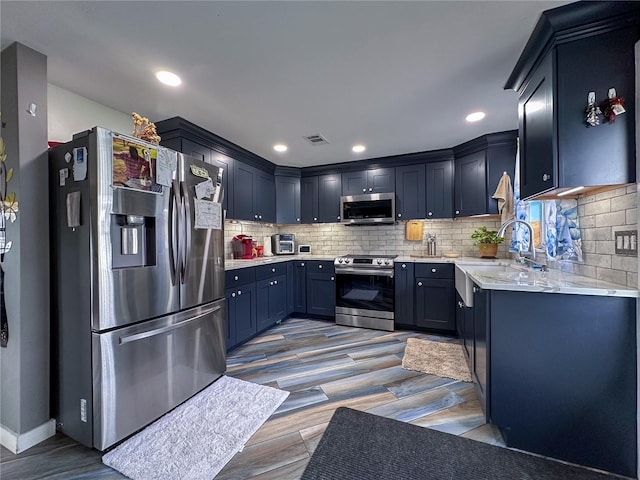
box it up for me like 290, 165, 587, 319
426, 160, 453, 219
453, 131, 517, 218
342, 167, 395, 195
505, 2, 640, 200
395, 164, 425, 221
233, 162, 275, 222
275, 173, 301, 224
301, 176, 319, 223
318, 174, 342, 223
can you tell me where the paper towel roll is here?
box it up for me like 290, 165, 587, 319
263, 236, 273, 256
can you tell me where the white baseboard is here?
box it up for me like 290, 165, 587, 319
1, 419, 56, 454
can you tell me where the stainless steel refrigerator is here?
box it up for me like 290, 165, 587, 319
49, 127, 226, 450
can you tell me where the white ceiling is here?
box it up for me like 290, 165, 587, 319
1, 1, 571, 168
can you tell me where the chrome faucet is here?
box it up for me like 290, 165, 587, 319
497, 219, 536, 262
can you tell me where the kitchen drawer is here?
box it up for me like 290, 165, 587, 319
225, 267, 256, 288
306, 260, 335, 273
255, 262, 288, 281
414, 263, 453, 279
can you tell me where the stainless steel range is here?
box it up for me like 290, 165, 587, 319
334, 255, 396, 331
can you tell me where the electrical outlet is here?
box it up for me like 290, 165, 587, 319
614, 230, 637, 256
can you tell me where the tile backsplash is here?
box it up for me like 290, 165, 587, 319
224, 184, 638, 288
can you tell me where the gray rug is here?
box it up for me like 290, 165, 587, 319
102, 375, 288, 480
402, 337, 472, 382
301, 407, 616, 480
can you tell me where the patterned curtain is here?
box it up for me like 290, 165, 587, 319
510, 139, 583, 262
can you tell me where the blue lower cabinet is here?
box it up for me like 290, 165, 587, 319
306, 261, 335, 317
489, 291, 636, 478
293, 261, 307, 313
394, 262, 415, 326
256, 274, 287, 332
414, 278, 455, 331
225, 282, 257, 350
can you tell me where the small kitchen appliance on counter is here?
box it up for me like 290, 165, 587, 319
334, 254, 396, 331
232, 234, 255, 259
272, 233, 295, 255
298, 245, 311, 254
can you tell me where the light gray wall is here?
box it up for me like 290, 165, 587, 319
0, 43, 50, 434
48, 84, 130, 142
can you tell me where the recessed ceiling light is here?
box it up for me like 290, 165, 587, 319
155, 70, 182, 87
465, 111, 486, 122
352, 145, 366, 153
273, 144, 288, 152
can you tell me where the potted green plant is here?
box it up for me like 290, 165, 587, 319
471, 226, 504, 258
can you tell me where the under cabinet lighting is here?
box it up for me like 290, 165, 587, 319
352, 145, 366, 153
155, 71, 182, 87
557, 186, 584, 197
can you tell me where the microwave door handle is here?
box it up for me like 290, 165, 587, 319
180, 181, 192, 283
335, 268, 394, 277
169, 180, 180, 285
119, 305, 222, 345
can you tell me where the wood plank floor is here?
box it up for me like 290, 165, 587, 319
1, 318, 507, 479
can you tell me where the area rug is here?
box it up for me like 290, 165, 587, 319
301, 407, 614, 480
102, 375, 288, 480
401, 337, 472, 382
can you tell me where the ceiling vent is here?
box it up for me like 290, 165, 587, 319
303, 134, 329, 146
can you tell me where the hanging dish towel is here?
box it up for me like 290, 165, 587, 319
492, 172, 514, 224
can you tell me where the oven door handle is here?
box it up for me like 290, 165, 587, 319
335, 268, 394, 277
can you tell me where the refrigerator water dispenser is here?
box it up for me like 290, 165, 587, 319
111, 214, 156, 268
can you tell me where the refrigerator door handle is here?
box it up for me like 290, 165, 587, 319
118, 304, 222, 345
180, 181, 192, 283
169, 180, 181, 285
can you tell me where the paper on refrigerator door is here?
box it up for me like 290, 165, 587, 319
155, 149, 177, 187
195, 178, 216, 199
194, 199, 222, 230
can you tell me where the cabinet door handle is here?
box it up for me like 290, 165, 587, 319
234, 275, 239, 281
270, 281, 274, 286
455, 210, 460, 215
542, 173, 551, 181
458, 301, 464, 308
417, 281, 423, 287
272, 268, 276, 272
274, 280, 278, 285
318, 264, 323, 269
258, 215, 262, 220
337, 216, 341, 220
428, 211, 433, 216
331, 276, 335, 281
238, 290, 242, 295
369, 187, 373, 192
296, 218, 300, 222
362, 188, 366, 192
431, 268, 436, 273
314, 217, 318, 221
301, 262, 305, 266
401, 263, 406, 269
231, 292, 236, 298
397, 213, 402, 218
254, 214, 258, 219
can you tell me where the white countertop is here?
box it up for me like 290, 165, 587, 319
225, 255, 335, 270
224, 255, 639, 298
459, 262, 639, 298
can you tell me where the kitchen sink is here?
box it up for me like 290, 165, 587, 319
454, 263, 513, 307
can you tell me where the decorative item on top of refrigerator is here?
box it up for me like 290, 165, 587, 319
49, 127, 226, 451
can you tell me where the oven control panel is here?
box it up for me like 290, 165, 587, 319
334, 256, 395, 268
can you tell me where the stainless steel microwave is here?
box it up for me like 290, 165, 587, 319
340, 193, 396, 225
